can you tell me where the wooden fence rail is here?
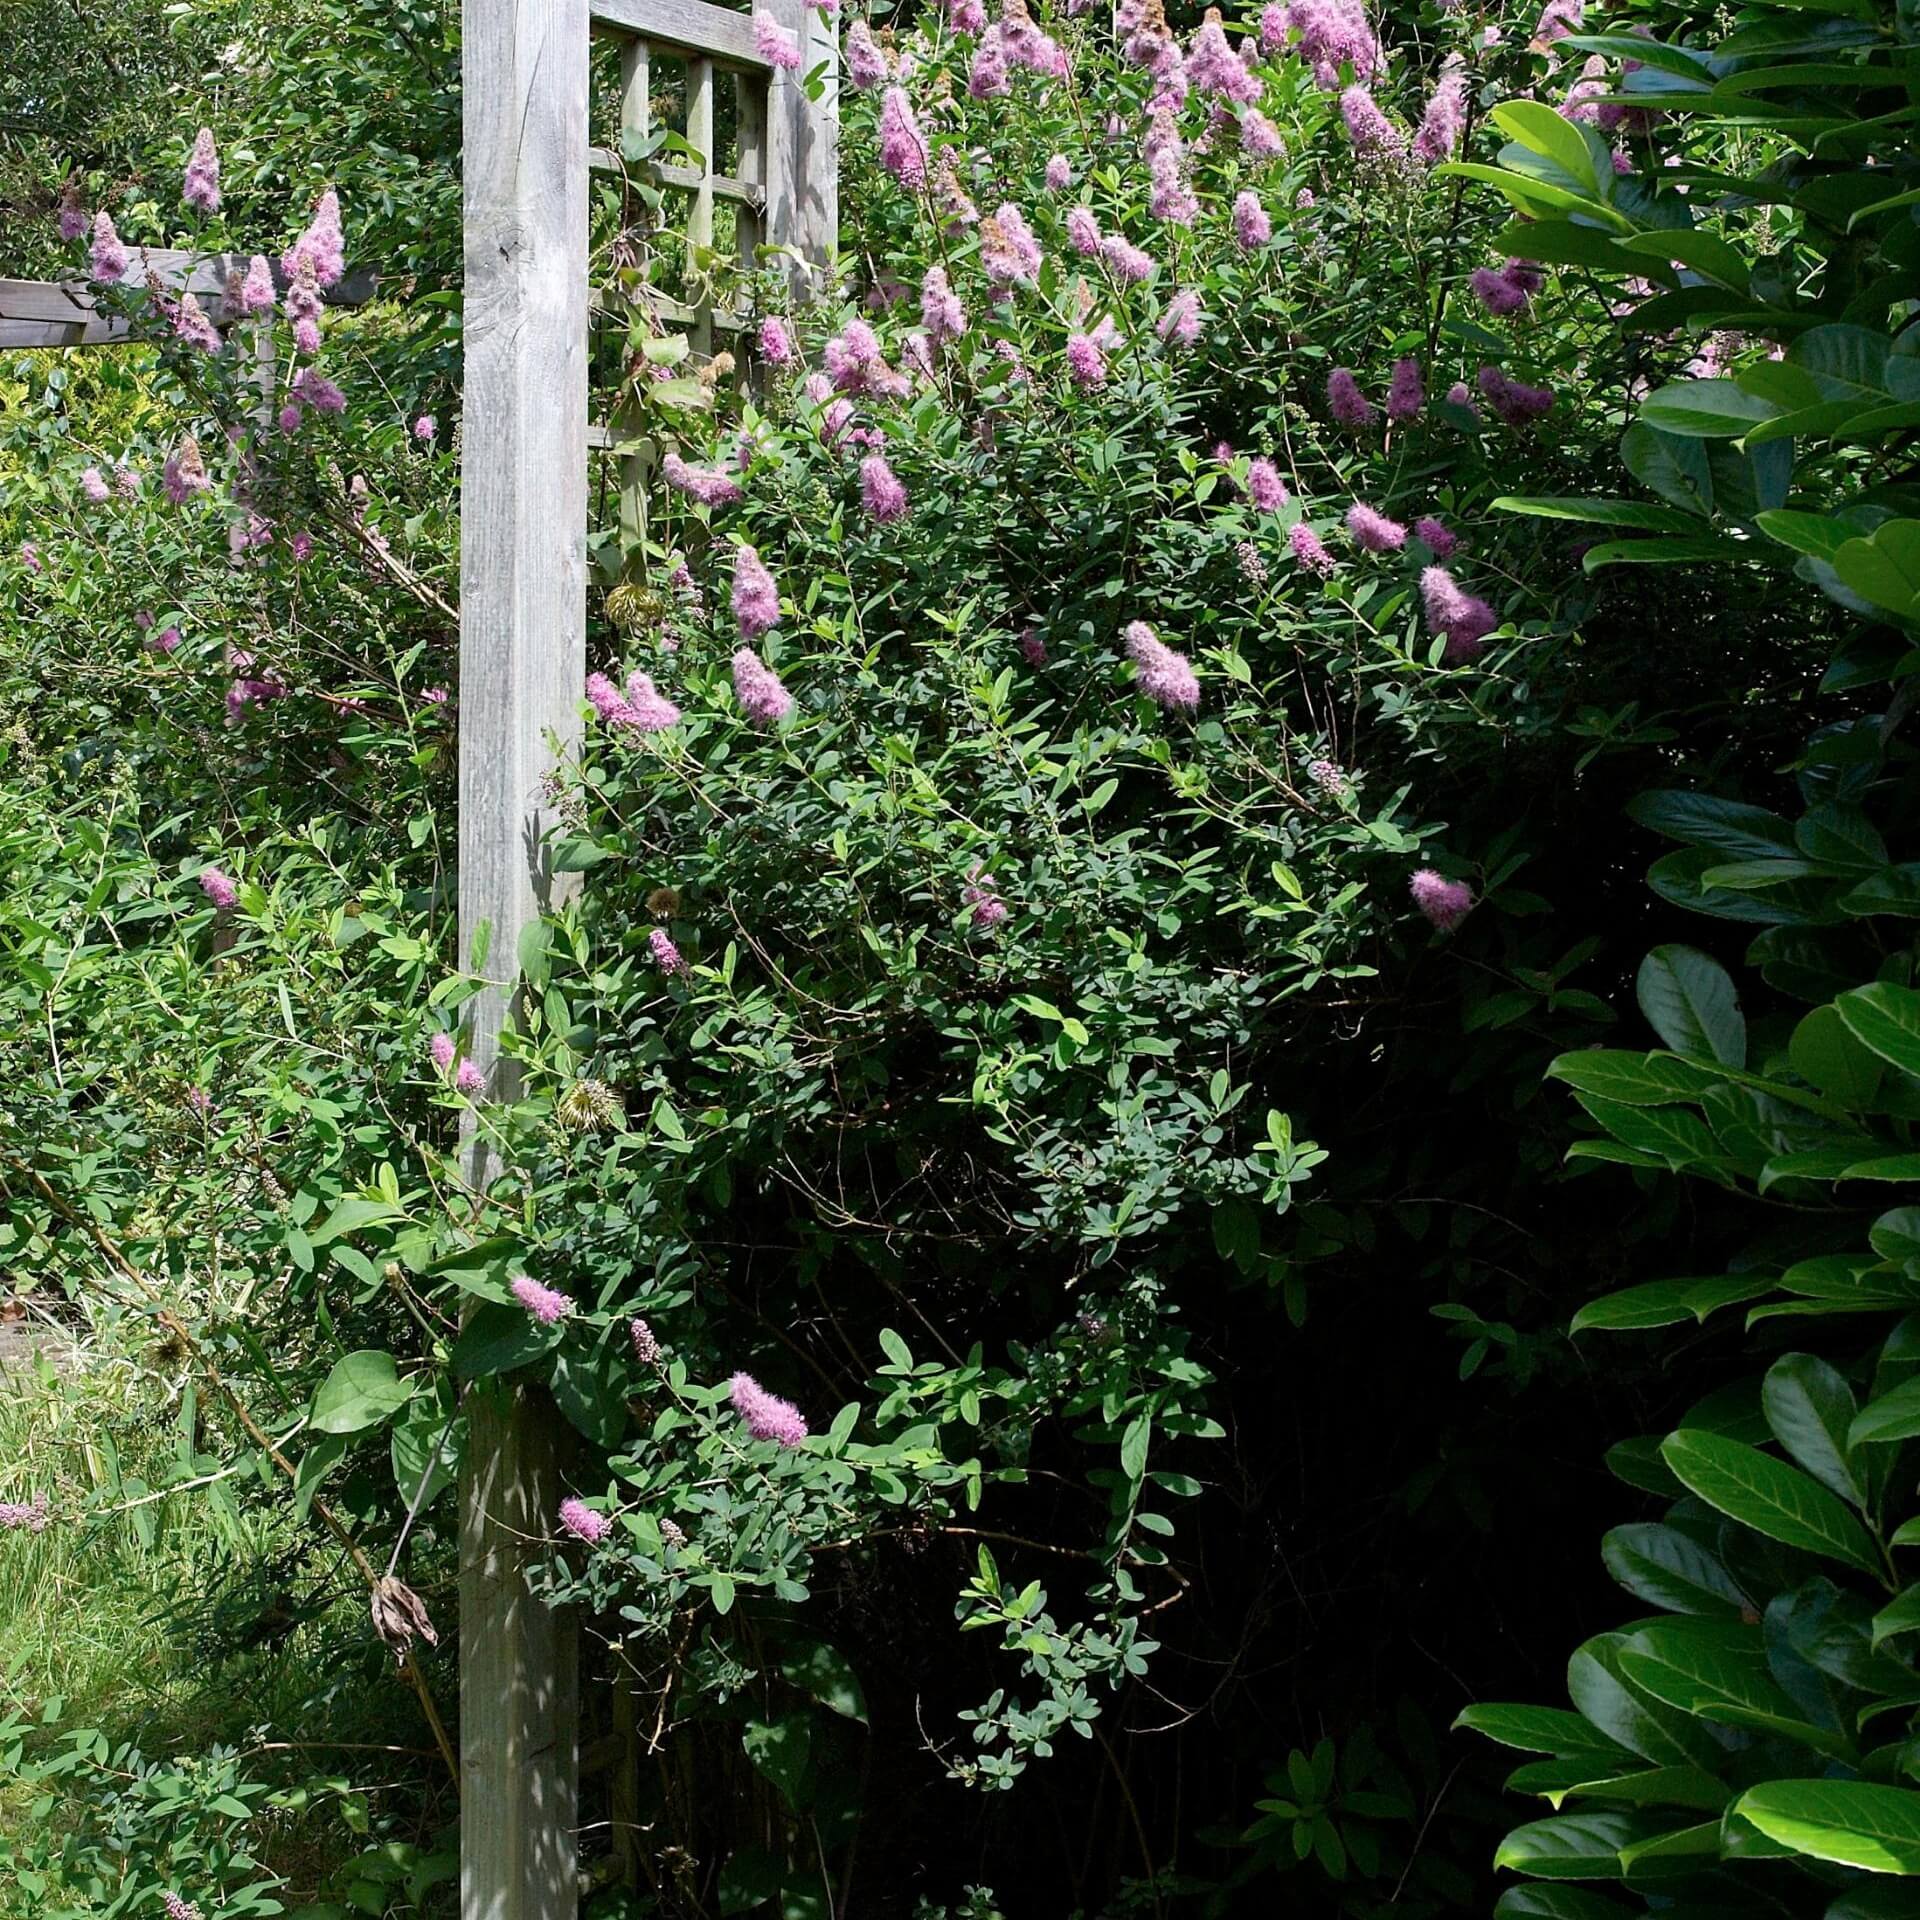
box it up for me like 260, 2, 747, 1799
0, 250, 376, 349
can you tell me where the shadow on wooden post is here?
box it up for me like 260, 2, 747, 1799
456, 0, 589, 1915
456, 0, 836, 1907
766, 0, 839, 296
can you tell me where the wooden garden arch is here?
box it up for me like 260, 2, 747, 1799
458, 2, 835, 1916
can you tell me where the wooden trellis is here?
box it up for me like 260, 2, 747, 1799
458, 2, 835, 1916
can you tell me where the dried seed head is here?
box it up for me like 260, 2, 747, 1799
606, 581, 668, 631
557, 1077, 624, 1133
370, 1575, 439, 1665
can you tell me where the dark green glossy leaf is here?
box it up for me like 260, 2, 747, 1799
1659, 1430, 1883, 1577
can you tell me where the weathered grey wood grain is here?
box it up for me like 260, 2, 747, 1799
461, 1389, 581, 1920
686, 57, 717, 357
589, 0, 770, 69
458, 0, 589, 1915
616, 35, 655, 557
764, 0, 838, 294
0, 254, 375, 351
735, 70, 767, 269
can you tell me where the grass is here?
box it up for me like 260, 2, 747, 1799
0, 1321, 454, 1920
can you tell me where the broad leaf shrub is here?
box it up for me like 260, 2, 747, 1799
1456, 0, 1920, 1903
1467, 737, 1920, 1906
0, 0, 1874, 1910
498, 0, 1622, 1846
1466, 0, 1920, 641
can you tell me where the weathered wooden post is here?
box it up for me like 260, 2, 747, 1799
457, 0, 589, 1916
767, 0, 840, 293
455, 0, 836, 1906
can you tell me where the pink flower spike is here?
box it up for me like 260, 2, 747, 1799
1157, 289, 1203, 348
662, 451, 742, 508
174, 292, 222, 355
1327, 368, 1374, 427
240, 254, 276, 313
733, 544, 781, 637
183, 128, 221, 213
729, 1371, 809, 1447
732, 647, 794, 724
963, 868, 1010, 930
283, 188, 346, 287
429, 1032, 456, 1073
1410, 867, 1476, 932
512, 1274, 575, 1325
1340, 85, 1402, 156
1414, 71, 1467, 165
57, 178, 86, 241
1414, 515, 1458, 558
879, 87, 928, 189
859, 454, 909, 522
559, 1497, 612, 1543
969, 28, 1010, 97
1232, 191, 1272, 250
758, 315, 796, 365
1123, 620, 1200, 712
90, 212, 129, 283
1246, 458, 1287, 512
1289, 522, 1337, 578
80, 467, 111, 505
455, 1059, 485, 1095
1419, 564, 1497, 660
1188, 10, 1262, 104
1065, 331, 1108, 389
846, 19, 889, 88
0, 1493, 51, 1532
621, 671, 682, 732
1387, 357, 1424, 422
649, 926, 689, 976
1241, 107, 1283, 160
1478, 364, 1555, 426
754, 9, 805, 69
920, 265, 967, 344
630, 1318, 662, 1363
199, 868, 238, 910
980, 204, 1043, 286
585, 671, 627, 722
1100, 232, 1156, 283
1345, 501, 1406, 552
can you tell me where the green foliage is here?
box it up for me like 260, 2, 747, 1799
10, 0, 1906, 1906
1469, 447, 1920, 1912
1479, 0, 1920, 641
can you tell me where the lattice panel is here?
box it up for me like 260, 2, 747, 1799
583, 0, 827, 582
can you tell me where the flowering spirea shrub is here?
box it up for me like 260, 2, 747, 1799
494, 0, 1622, 1813
4, 0, 1818, 1906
